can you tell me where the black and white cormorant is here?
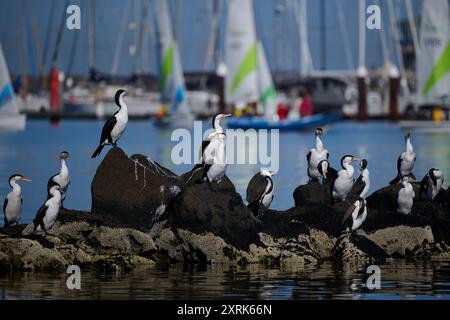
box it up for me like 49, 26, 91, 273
3, 174, 31, 227
191, 113, 231, 172
246, 170, 275, 217
47, 151, 70, 202
307, 128, 329, 182
419, 168, 444, 201
91, 89, 128, 158
389, 132, 416, 184
397, 176, 415, 215
342, 197, 367, 232
331, 155, 360, 202
201, 131, 227, 185
33, 185, 62, 233
349, 159, 370, 200
341, 160, 370, 232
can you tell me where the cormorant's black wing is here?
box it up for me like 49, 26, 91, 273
47, 174, 59, 196
246, 173, 268, 204
327, 166, 339, 196
396, 155, 402, 174
201, 140, 210, 156
100, 116, 117, 143
419, 174, 428, 199
306, 151, 311, 164
33, 203, 48, 231
342, 201, 356, 229
357, 199, 366, 218
348, 175, 365, 202
3, 198, 7, 214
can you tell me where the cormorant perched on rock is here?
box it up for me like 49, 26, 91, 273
342, 197, 367, 232
3, 174, 31, 227
342, 160, 369, 232
33, 185, 62, 234
203, 132, 227, 185
331, 155, 360, 202
191, 114, 231, 172
349, 159, 370, 200
389, 132, 416, 184
47, 151, 70, 202
307, 128, 329, 182
246, 170, 275, 217
92, 89, 128, 158
419, 168, 444, 201
397, 176, 415, 215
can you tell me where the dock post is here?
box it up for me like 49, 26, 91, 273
357, 66, 368, 121
388, 64, 400, 121
216, 62, 227, 114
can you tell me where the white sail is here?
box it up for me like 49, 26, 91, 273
0, 43, 18, 114
0, 42, 25, 130
154, 0, 188, 114
417, 0, 450, 104
225, 0, 258, 104
257, 41, 276, 117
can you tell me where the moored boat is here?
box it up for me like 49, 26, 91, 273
226, 113, 342, 131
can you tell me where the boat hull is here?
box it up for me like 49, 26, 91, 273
399, 120, 450, 133
0, 113, 26, 130
226, 113, 342, 131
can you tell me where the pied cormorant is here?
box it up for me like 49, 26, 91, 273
191, 114, 231, 172
92, 89, 128, 158
201, 131, 227, 185
3, 174, 31, 227
397, 176, 415, 214
307, 128, 329, 182
246, 170, 275, 217
331, 155, 359, 202
419, 168, 444, 201
47, 151, 70, 202
390, 132, 416, 184
349, 159, 370, 200
33, 185, 62, 233
342, 197, 367, 232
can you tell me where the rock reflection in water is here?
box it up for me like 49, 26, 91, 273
1, 261, 449, 300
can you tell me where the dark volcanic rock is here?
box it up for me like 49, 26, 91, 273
363, 184, 450, 243
91, 147, 184, 231
170, 176, 261, 250
259, 208, 309, 239
293, 181, 331, 207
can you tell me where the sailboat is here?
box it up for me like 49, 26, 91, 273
154, 0, 194, 127
400, 0, 450, 132
225, 0, 341, 130
0, 43, 26, 130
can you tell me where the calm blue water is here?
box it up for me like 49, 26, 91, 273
0, 119, 449, 223
0, 261, 449, 300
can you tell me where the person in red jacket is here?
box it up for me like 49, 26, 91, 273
277, 102, 288, 120
299, 90, 313, 116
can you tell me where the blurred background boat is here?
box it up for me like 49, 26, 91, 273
0, 43, 26, 130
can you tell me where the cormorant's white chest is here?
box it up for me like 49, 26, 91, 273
397, 183, 414, 214
110, 110, 128, 142
5, 187, 22, 223
332, 166, 354, 201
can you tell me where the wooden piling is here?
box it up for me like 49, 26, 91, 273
389, 76, 400, 121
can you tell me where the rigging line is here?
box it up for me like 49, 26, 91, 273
51, 0, 70, 67
337, 0, 355, 70
111, 0, 132, 75
200, 0, 222, 90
